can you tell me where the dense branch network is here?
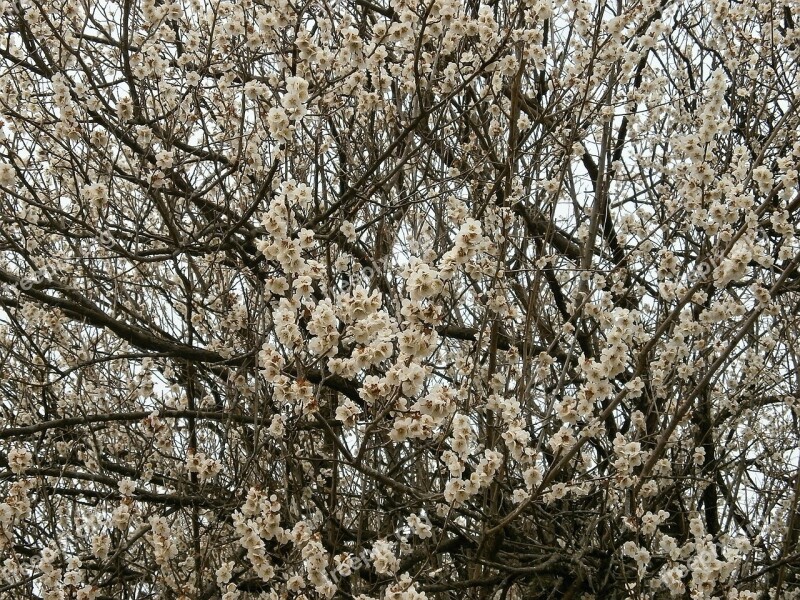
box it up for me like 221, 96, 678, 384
0, 0, 799, 598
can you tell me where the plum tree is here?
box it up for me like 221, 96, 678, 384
1, 0, 799, 598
